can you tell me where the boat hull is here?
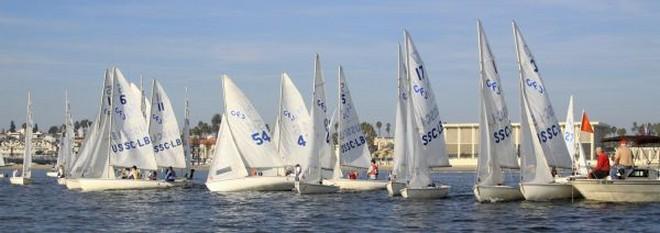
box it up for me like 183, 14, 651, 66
322, 178, 387, 191
46, 172, 58, 177
474, 184, 524, 203
66, 178, 81, 190
520, 182, 578, 201
57, 178, 67, 185
77, 178, 174, 192
206, 176, 294, 192
295, 181, 339, 194
9, 177, 31, 185
401, 185, 449, 199
386, 181, 406, 196
572, 179, 660, 202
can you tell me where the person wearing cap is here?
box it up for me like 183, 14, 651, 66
611, 139, 634, 179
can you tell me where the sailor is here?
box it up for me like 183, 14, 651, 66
588, 147, 610, 179
120, 168, 130, 179
367, 159, 378, 180
148, 171, 158, 180
165, 166, 176, 182
612, 139, 634, 179
57, 165, 65, 178
129, 165, 141, 180
12, 169, 19, 177
294, 164, 302, 181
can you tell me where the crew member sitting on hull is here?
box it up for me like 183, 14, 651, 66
588, 147, 610, 179
165, 166, 176, 182
367, 159, 378, 180
611, 139, 634, 179
129, 165, 141, 180
294, 164, 302, 182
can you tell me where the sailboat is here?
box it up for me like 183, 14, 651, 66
55, 91, 76, 185
295, 56, 340, 194
513, 21, 576, 201
399, 30, 451, 199
473, 21, 523, 202
182, 87, 193, 180
205, 75, 292, 192
148, 80, 188, 183
66, 69, 113, 190
75, 67, 173, 191
10, 92, 33, 185
320, 66, 387, 191
387, 44, 411, 196
563, 96, 589, 177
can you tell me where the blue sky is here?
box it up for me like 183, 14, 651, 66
1, 0, 658, 130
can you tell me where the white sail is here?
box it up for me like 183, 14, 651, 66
564, 96, 576, 159
223, 75, 284, 168
404, 30, 450, 171
109, 67, 158, 170
337, 66, 371, 169
207, 115, 248, 181
392, 44, 411, 183
274, 73, 313, 167
306, 54, 331, 183
0, 151, 5, 166
149, 80, 186, 168
478, 22, 518, 170
513, 22, 571, 170
182, 87, 192, 171
70, 69, 113, 178
63, 91, 76, 174
311, 54, 334, 172
22, 92, 33, 178
55, 134, 65, 169
404, 31, 450, 188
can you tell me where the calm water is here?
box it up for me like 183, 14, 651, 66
1, 169, 659, 232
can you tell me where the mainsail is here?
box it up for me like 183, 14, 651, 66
404, 30, 451, 188
22, 92, 33, 178
476, 21, 518, 186
148, 80, 186, 168
310, 54, 334, 172
514, 21, 571, 183
337, 66, 372, 170
109, 67, 158, 170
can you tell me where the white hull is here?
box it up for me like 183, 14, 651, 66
206, 176, 294, 192
9, 177, 31, 185
66, 178, 81, 190
295, 181, 339, 194
401, 185, 450, 199
386, 181, 406, 196
77, 178, 174, 192
572, 179, 660, 202
520, 182, 578, 201
46, 172, 58, 177
474, 184, 524, 203
322, 178, 387, 191
57, 178, 67, 185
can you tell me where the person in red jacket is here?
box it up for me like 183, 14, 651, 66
589, 147, 610, 179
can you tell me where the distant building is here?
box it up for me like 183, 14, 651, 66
372, 121, 611, 167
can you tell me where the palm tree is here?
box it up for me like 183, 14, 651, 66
385, 122, 391, 137
375, 121, 382, 137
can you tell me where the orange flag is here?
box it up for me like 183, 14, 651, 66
580, 112, 594, 133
